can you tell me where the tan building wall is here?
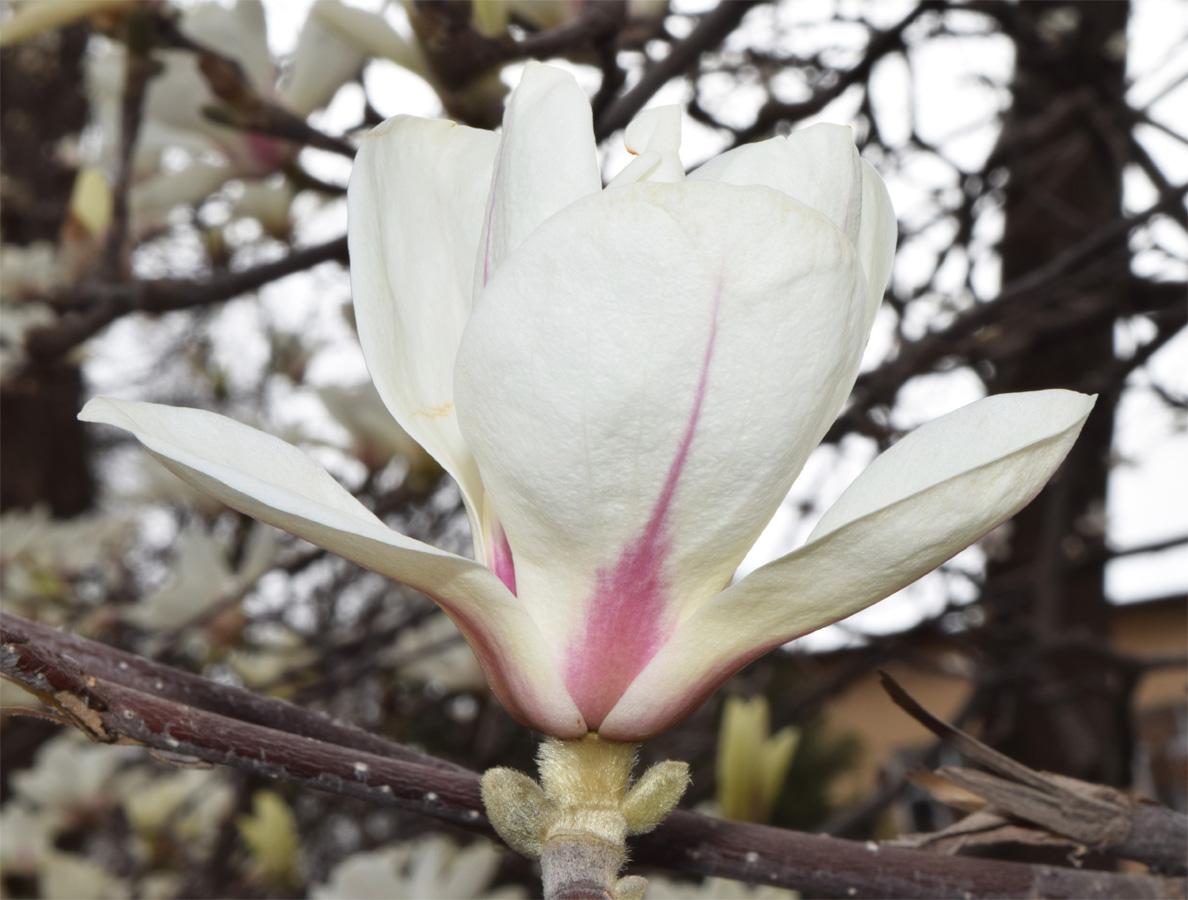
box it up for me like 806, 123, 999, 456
817, 597, 1186, 805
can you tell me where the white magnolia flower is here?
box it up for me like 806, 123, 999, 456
645, 874, 800, 899
0, 242, 63, 299
311, 835, 525, 900
10, 732, 136, 829
318, 380, 441, 476
39, 850, 127, 900
122, 520, 276, 631
115, 766, 234, 847
84, 1, 413, 232
388, 610, 487, 692
82, 63, 1094, 742
0, 505, 134, 605
0, 802, 54, 876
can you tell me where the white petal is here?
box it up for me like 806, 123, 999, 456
79, 397, 585, 737
472, 62, 600, 298
456, 180, 867, 729
689, 123, 895, 315
599, 390, 1095, 740
130, 162, 230, 233
280, 1, 369, 117
181, 1, 274, 92
347, 115, 499, 561
855, 158, 897, 314
302, 0, 431, 81
0, 1, 125, 47
607, 105, 684, 187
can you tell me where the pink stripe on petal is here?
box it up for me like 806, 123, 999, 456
490, 520, 518, 595
566, 277, 723, 729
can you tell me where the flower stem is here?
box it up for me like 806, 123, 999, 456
482, 734, 689, 900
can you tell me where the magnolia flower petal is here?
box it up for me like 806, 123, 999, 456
456, 180, 867, 728
689, 123, 895, 314
280, 1, 370, 117
130, 162, 231, 233
607, 105, 684, 187
473, 62, 600, 298
855, 158, 897, 314
79, 397, 585, 737
598, 390, 1095, 740
307, 0, 431, 80
181, 1, 274, 93
348, 115, 499, 559
0, 1, 126, 47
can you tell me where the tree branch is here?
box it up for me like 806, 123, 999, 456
2, 613, 1183, 899
595, 1, 765, 141
22, 236, 348, 364
880, 671, 1188, 875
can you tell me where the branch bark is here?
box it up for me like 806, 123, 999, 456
595, 1, 765, 140
881, 671, 1188, 875
22, 235, 349, 364
2, 613, 1183, 899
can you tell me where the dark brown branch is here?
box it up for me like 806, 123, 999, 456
2, 612, 465, 773
595, 1, 766, 141
634, 811, 1181, 899
510, 1, 626, 60
830, 185, 1188, 441
101, 7, 155, 281
155, 10, 356, 158
22, 236, 348, 363
880, 671, 1188, 875
2, 613, 1184, 898
730, 3, 936, 146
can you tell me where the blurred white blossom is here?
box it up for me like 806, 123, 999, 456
122, 520, 277, 631
0, 505, 134, 608
10, 732, 136, 829
645, 875, 800, 899
311, 835, 525, 900
387, 611, 486, 693
319, 381, 441, 478
40, 850, 128, 900
115, 766, 235, 849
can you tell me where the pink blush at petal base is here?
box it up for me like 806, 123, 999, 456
447, 602, 585, 738
564, 277, 723, 730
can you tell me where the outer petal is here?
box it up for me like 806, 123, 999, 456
456, 180, 867, 729
599, 390, 1095, 740
689, 123, 895, 316
348, 115, 499, 561
79, 397, 585, 738
472, 62, 600, 298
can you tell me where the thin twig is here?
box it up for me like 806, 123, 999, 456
22, 236, 348, 363
595, 1, 766, 141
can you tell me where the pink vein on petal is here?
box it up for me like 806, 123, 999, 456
482, 161, 502, 286
566, 274, 723, 729
490, 520, 517, 596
